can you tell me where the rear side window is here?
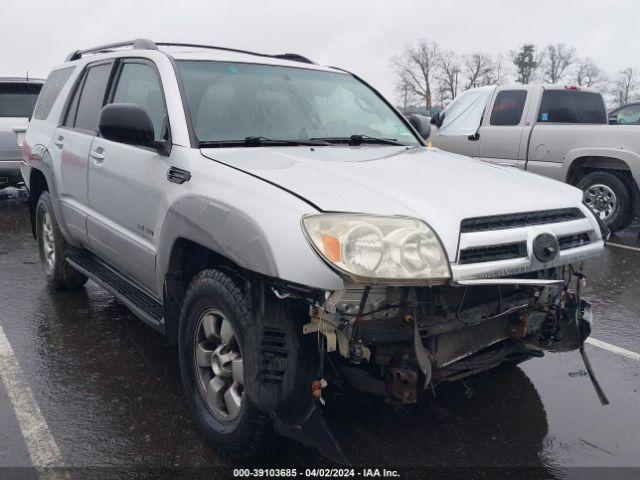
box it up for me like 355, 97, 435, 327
65, 62, 112, 132
538, 90, 606, 124
33, 67, 74, 120
490, 90, 527, 126
0, 83, 42, 117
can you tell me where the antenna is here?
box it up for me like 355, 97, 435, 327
26, 70, 29, 82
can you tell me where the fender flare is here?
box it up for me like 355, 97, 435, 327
26, 145, 76, 244
562, 147, 640, 187
156, 195, 279, 295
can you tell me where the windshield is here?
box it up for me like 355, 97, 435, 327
0, 83, 41, 118
177, 61, 419, 146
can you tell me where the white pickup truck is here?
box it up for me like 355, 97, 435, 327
430, 85, 640, 232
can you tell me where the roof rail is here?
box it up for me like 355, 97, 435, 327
65, 39, 316, 66
65, 38, 158, 62
154, 42, 316, 65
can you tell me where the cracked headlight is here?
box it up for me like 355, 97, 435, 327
302, 214, 451, 284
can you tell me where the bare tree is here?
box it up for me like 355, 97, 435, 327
574, 57, 603, 87
541, 43, 576, 84
463, 53, 493, 89
436, 50, 461, 101
391, 40, 440, 109
614, 68, 640, 106
395, 76, 419, 111
511, 44, 540, 84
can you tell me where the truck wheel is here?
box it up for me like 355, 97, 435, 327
35, 191, 87, 290
178, 269, 270, 459
577, 172, 632, 232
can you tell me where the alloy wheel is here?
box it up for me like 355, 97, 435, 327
193, 308, 245, 421
583, 183, 617, 220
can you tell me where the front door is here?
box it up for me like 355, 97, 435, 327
478, 88, 530, 168
87, 59, 169, 294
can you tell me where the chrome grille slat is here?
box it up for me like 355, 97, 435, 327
460, 208, 585, 233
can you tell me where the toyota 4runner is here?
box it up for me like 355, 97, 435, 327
22, 39, 605, 462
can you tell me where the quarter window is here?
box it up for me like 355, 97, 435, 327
69, 63, 112, 132
490, 90, 527, 126
111, 62, 166, 141
33, 67, 74, 120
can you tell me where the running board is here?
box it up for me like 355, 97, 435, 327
66, 250, 165, 333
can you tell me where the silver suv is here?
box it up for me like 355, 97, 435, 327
0, 77, 43, 189
22, 39, 605, 461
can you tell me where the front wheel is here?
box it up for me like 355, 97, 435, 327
577, 172, 633, 232
178, 269, 270, 459
35, 191, 87, 290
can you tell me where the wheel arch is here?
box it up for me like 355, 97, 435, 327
564, 148, 640, 216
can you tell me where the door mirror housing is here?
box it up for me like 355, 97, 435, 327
608, 114, 618, 125
408, 114, 431, 140
430, 112, 445, 128
99, 103, 165, 153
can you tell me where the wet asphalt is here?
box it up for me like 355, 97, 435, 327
0, 188, 639, 479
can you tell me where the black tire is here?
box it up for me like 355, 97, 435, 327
577, 171, 632, 232
178, 269, 270, 460
35, 191, 87, 290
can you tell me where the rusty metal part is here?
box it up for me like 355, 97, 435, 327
508, 312, 528, 339
384, 367, 418, 404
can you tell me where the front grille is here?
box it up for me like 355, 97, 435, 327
460, 208, 585, 233
558, 232, 591, 250
459, 242, 527, 264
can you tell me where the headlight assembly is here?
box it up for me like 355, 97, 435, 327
302, 214, 451, 284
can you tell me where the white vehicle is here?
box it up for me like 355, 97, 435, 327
430, 85, 640, 231
23, 40, 605, 461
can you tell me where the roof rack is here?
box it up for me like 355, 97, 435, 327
65, 39, 316, 65
65, 39, 158, 62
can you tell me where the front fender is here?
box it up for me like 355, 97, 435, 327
156, 195, 344, 294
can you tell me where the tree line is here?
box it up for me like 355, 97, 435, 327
391, 41, 639, 111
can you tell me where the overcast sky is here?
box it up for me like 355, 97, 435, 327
2, 0, 638, 102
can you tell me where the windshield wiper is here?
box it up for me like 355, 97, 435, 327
310, 134, 406, 146
199, 137, 330, 148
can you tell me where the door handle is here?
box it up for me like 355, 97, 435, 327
54, 137, 64, 148
90, 150, 105, 162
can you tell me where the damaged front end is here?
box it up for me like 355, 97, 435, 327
247, 209, 607, 462
305, 266, 594, 406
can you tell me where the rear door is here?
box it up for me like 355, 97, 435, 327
87, 59, 169, 293
478, 88, 531, 167
52, 61, 113, 243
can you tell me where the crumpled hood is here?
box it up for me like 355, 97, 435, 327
200, 146, 584, 260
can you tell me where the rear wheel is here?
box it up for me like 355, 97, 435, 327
35, 191, 87, 289
178, 269, 270, 459
577, 171, 632, 232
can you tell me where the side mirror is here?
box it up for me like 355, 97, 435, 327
99, 103, 156, 149
408, 114, 431, 140
608, 114, 618, 125
430, 112, 445, 128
